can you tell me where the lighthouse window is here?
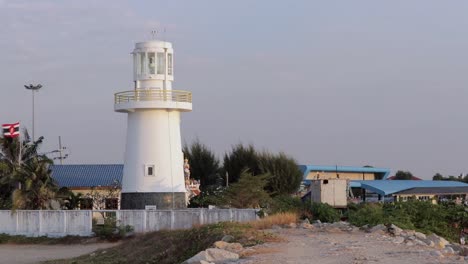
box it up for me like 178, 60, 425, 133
168, 53, 173, 75
145, 164, 155, 177
157, 52, 165, 74
148, 52, 155, 74
139, 52, 146, 75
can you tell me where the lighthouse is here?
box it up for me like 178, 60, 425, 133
114, 40, 192, 209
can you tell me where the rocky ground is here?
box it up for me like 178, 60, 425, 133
185, 221, 468, 264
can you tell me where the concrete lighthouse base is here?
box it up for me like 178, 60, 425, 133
120, 192, 187, 210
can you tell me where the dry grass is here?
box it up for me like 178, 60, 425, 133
249, 212, 298, 230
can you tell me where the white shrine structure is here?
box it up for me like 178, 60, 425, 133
114, 40, 192, 209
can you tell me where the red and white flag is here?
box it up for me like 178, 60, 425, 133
2, 122, 20, 138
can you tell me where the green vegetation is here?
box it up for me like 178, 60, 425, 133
394, 170, 414, 180
433, 172, 468, 182
0, 233, 88, 245
186, 142, 303, 209
309, 202, 340, 223
45, 222, 276, 264
222, 144, 302, 196
348, 201, 468, 241
183, 139, 221, 190
92, 214, 134, 241
0, 132, 58, 209
215, 171, 271, 208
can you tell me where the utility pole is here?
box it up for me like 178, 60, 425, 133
24, 84, 42, 141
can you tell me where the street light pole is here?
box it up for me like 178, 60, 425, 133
24, 84, 42, 141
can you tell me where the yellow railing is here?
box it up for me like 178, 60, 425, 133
115, 89, 192, 104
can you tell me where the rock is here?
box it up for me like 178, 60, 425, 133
200, 261, 214, 264
101, 251, 107, 254
205, 248, 239, 263
449, 244, 463, 254
430, 251, 443, 257
444, 246, 455, 254
182, 249, 239, 264
182, 251, 208, 264
213, 241, 243, 253
221, 235, 235, 242
287, 222, 297, 228
427, 234, 449, 249
426, 240, 435, 247
313, 220, 322, 224
392, 237, 405, 244
300, 223, 314, 229
406, 241, 414, 246
465, 256, 468, 261
414, 231, 426, 240
388, 224, 403, 236
405, 230, 415, 237
301, 218, 310, 224
369, 224, 386, 233
271, 225, 282, 230
414, 239, 427, 246
406, 236, 415, 241
90, 253, 96, 257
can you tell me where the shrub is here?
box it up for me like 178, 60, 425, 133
310, 202, 340, 223
250, 212, 298, 229
348, 203, 385, 227
93, 215, 134, 241
270, 195, 303, 213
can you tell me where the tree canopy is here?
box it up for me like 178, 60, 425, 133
0, 131, 58, 209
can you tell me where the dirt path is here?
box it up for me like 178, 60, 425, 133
0, 243, 117, 264
237, 227, 466, 264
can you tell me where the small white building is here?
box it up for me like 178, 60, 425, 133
114, 40, 192, 209
306, 179, 348, 208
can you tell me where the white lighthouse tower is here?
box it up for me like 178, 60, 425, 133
114, 40, 192, 209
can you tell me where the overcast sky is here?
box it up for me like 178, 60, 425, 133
1, 0, 468, 179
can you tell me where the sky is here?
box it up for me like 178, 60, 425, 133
1, 0, 468, 179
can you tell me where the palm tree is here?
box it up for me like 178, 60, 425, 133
0, 130, 58, 209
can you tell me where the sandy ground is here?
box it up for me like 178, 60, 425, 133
0, 243, 117, 264
237, 227, 467, 264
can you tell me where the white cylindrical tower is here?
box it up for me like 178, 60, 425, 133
115, 40, 192, 209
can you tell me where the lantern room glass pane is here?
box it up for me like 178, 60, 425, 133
139, 52, 146, 75
148, 52, 155, 74
157, 52, 165, 74
168, 53, 173, 75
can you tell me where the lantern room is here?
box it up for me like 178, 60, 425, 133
132, 40, 174, 90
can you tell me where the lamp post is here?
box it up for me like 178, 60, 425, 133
24, 84, 42, 141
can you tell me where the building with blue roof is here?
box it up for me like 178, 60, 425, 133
51, 164, 123, 189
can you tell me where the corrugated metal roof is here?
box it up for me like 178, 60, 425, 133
50, 164, 123, 188
394, 186, 468, 195
351, 180, 468, 196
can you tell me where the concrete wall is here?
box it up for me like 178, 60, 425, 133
306, 171, 376, 181
0, 209, 257, 237
309, 179, 348, 208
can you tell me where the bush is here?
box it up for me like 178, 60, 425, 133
93, 215, 134, 241
348, 203, 385, 227
310, 202, 340, 223
347, 200, 468, 242
270, 195, 303, 213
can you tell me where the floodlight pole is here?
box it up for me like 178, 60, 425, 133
24, 84, 42, 141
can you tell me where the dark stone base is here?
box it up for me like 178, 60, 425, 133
120, 192, 187, 210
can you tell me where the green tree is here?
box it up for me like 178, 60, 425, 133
0, 131, 58, 209
222, 143, 302, 196
222, 144, 260, 184
258, 152, 302, 196
394, 170, 413, 180
183, 140, 220, 190
433, 173, 444, 181
216, 170, 271, 208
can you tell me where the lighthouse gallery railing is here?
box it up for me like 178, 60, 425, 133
115, 89, 192, 104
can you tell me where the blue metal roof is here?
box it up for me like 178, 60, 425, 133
299, 165, 391, 180
50, 164, 123, 188
351, 180, 468, 196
